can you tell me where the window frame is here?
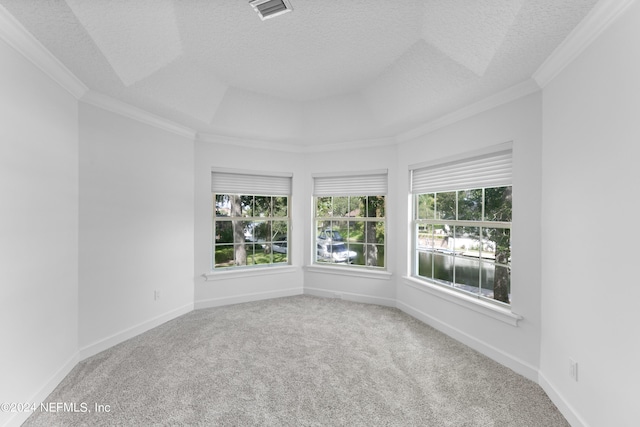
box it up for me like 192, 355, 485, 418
408, 143, 513, 307
313, 195, 387, 269
411, 188, 512, 307
312, 170, 388, 271
210, 168, 292, 272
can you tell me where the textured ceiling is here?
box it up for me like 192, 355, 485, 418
1, 0, 600, 145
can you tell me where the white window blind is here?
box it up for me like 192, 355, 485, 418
313, 169, 388, 197
410, 143, 512, 194
211, 168, 292, 196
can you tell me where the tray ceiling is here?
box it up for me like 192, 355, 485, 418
0, 0, 600, 145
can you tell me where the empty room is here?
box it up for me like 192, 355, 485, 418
1, 0, 638, 426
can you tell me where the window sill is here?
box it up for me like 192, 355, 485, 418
305, 264, 393, 280
202, 265, 297, 281
401, 276, 522, 326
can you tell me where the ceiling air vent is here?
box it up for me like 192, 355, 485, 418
249, 0, 293, 20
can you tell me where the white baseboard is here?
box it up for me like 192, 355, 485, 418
304, 287, 396, 307
194, 287, 303, 309
397, 300, 539, 382
2, 352, 79, 427
79, 302, 194, 361
538, 372, 587, 427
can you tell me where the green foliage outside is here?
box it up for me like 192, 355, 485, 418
415, 186, 512, 304
316, 195, 386, 267
215, 245, 287, 268
214, 194, 289, 268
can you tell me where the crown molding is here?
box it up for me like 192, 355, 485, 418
2, 1, 631, 150
81, 91, 197, 140
203, 79, 539, 149
0, 4, 195, 140
396, 79, 541, 143
201, 78, 540, 150
533, 0, 637, 88
197, 132, 398, 153
0, 4, 88, 99
197, 133, 307, 153
303, 136, 398, 153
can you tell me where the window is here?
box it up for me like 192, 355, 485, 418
313, 170, 387, 268
410, 143, 512, 305
212, 169, 291, 270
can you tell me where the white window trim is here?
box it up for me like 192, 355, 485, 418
312, 169, 388, 270
211, 167, 293, 271
305, 264, 393, 280
203, 265, 297, 281
409, 142, 514, 307
402, 276, 522, 326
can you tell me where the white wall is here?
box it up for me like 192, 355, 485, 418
0, 39, 79, 427
78, 103, 194, 357
539, 2, 640, 426
194, 141, 305, 308
3, 3, 638, 425
395, 93, 543, 380
302, 144, 398, 306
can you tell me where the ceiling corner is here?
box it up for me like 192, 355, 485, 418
81, 90, 197, 140
0, 4, 88, 99
533, 0, 637, 88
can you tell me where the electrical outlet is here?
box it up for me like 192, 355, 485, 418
154, 290, 161, 301
569, 358, 578, 381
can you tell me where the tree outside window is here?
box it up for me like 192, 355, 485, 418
414, 186, 512, 305
213, 194, 289, 269
315, 195, 386, 268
